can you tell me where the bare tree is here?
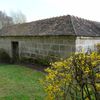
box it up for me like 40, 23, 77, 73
0, 11, 13, 29
10, 11, 26, 24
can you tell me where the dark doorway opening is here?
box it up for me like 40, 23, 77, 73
11, 41, 19, 62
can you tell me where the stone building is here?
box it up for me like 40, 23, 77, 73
0, 15, 100, 61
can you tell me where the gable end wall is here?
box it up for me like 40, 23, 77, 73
76, 37, 100, 52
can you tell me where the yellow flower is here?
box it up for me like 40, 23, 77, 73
84, 67, 90, 74
96, 83, 100, 91
96, 73, 100, 79
92, 61, 97, 67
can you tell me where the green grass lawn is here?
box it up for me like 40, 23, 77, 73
0, 64, 46, 100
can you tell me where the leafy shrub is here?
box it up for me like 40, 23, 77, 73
33, 55, 60, 66
20, 52, 60, 66
0, 48, 11, 63
41, 52, 100, 100
33, 58, 49, 66
19, 56, 49, 66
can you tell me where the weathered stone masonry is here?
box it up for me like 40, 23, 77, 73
0, 36, 75, 59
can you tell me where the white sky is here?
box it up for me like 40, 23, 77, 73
0, 0, 100, 22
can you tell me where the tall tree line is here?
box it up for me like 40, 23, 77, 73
0, 11, 13, 29
0, 11, 26, 29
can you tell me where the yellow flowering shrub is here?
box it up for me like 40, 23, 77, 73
41, 52, 100, 100
96, 83, 100, 91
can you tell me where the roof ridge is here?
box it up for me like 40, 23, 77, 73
69, 15, 77, 36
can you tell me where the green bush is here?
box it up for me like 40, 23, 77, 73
20, 54, 60, 66
33, 57, 50, 66
33, 55, 60, 66
0, 48, 11, 63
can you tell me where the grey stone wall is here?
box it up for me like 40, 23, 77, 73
0, 37, 11, 56
3, 36, 100, 61
76, 37, 100, 52
0, 36, 76, 60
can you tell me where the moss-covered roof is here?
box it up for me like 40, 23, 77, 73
0, 15, 100, 37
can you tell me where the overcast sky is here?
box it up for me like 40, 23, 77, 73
0, 0, 100, 22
